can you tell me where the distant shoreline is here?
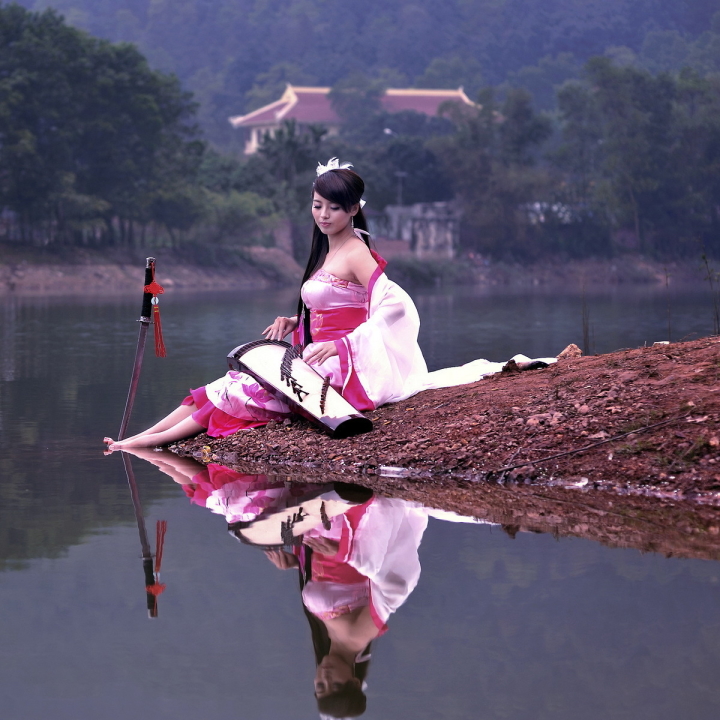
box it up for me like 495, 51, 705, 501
0, 245, 304, 297
0, 242, 711, 297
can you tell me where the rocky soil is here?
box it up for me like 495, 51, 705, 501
170, 336, 720, 505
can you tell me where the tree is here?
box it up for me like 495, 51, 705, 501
505, 53, 580, 111
431, 88, 552, 258
244, 62, 316, 113
329, 73, 384, 143
256, 119, 326, 258
669, 69, 720, 255
0, 4, 202, 246
415, 55, 484, 97
555, 58, 677, 254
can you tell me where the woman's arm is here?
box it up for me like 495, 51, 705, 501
264, 549, 300, 569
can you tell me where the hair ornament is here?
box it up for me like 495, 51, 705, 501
316, 157, 354, 176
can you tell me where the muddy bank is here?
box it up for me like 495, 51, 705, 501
0, 245, 303, 296
464, 254, 707, 287
170, 336, 720, 501
371, 242, 709, 288
243, 468, 720, 561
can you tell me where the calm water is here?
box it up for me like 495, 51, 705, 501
1, 281, 719, 719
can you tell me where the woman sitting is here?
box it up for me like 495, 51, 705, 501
105, 159, 553, 450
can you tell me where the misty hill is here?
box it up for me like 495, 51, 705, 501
16, 0, 720, 145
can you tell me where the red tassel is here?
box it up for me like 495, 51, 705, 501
146, 520, 168, 596
144, 262, 167, 358
143, 280, 165, 295
153, 303, 167, 358
155, 520, 167, 573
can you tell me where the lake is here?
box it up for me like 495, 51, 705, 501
0, 280, 718, 719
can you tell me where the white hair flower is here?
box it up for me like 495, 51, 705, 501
316, 157, 354, 176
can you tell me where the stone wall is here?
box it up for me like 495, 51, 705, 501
377, 202, 461, 259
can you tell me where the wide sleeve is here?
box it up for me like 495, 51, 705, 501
335, 271, 428, 408
347, 497, 429, 628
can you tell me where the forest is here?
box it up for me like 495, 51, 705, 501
2, 1, 720, 260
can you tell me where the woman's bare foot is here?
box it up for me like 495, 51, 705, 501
104, 436, 158, 451
103, 436, 152, 451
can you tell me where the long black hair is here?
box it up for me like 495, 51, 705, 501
296, 166, 371, 345
300, 545, 371, 718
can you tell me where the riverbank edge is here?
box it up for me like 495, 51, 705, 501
0, 244, 305, 296
168, 336, 720, 505
0, 243, 712, 296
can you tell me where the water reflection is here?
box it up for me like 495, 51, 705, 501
127, 449, 494, 717
119, 450, 720, 719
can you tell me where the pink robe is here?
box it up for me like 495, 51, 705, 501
301, 496, 495, 631
183, 465, 495, 632
185, 253, 555, 436
182, 464, 312, 523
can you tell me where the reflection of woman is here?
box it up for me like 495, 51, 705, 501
265, 495, 440, 718
121, 448, 378, 716
125, 448, 490, 718
105, 159, 554, 450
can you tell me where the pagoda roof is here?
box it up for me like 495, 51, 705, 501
229, 85, 474, 128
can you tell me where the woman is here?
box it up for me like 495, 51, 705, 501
105, 158, 553, 450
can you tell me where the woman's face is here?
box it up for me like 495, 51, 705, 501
312, 192, 357, 238
314, 654, 359, 698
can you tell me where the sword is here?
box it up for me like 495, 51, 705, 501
118, 257, 156, 441
121, 452, 167, 618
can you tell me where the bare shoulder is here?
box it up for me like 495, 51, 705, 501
346, 241, 378, 287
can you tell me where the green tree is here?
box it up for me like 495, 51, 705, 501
0, 4, 202, 246
669, 69, 720, 255
255, 119, 326, 258
244, 62, 316, 113
431, 88, 552, 258
556, 58, 676, 254
505, 53, 580, 111
415, 55, 484, 97
203, 190, 278, 246
329, 73, 384, 142
19, 1, 720, 147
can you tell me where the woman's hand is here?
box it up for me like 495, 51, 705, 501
264, 549, 299, 570
303, 536, 340, 556
303, 341, 338, 366
262, 316, 298, 341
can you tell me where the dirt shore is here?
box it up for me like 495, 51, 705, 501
169, 336, 720, 503
0, 245, 303, 295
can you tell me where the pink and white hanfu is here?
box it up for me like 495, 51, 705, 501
183, 253, 554, 436
301, 495, 494, 632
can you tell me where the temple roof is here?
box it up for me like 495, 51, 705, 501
229, 85, 475, 128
